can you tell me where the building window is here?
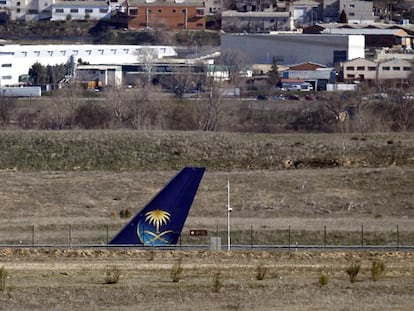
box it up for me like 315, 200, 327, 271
368, 66, 376, 71
357, 66, 365, 70
346, 66, 354, 71
393, 66, 400, 71
129, 8, 137, 15
1, 76, 12, 80
172, 9, 176, 13
70, 8, 79, 13
99, 8, 108, 13
85, 8, 93, 13
403, 67, 411, 71
16, 1, 20, 5
0, 1, 7, 4
56, 8, 64, 13
1, 64, 12, 67
347, 74, 355, 78
158, 9, 162, 13
349, 12, 355, 16
196, 8, 204, 16
382, 66, 390, 71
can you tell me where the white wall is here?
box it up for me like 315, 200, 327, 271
51, 6, 111, 21
347, 35, 365, 60
0, 44, 177, 86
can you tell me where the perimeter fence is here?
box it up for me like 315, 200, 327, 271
1, 223, 413, 250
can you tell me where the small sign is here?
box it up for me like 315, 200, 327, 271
189, 229, 208, 236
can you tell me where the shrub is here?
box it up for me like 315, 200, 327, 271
346, 262, 360, 283
73, 103, 112, 129
256, 264, 267, 281
0, 266, 7, 291
104, 266, 121, 284
212, 271, 223, 293
119, 209, 131, 219
146, 249, 156, 261
371, 260, 386, 281
318, 273, 329, 286
170, 259, 183, 282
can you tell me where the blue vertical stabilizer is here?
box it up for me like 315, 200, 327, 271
109, 167, 205, 246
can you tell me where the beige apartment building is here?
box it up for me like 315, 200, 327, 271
343, 57, 412, 82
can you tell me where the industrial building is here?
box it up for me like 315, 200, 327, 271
221, 33, 365, 67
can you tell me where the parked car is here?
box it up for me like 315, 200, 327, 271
256, 95, 268, 100
272, 95, 286, 100
286, 94, 300, 100
286, 85, 301, 91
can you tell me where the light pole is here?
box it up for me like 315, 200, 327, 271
227, 180, 232, 251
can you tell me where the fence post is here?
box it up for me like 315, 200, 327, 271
361, 224, 364, 248
250, 225, 253, 249
288, 225, 291, 250
106, 224, 109, 246
323, 225, 326, 248
32, 224, 35, 248
397, 224, 400, 251
68, 224, 72, 247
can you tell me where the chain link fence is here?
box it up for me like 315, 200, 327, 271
1, 223, 413, 250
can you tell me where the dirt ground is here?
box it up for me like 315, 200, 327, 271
1, 249, 414, 311
0, 168, 413, 310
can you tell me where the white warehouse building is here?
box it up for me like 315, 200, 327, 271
0, 44, 178, 86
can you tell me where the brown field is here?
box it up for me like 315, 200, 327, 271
0, 131, 414, 310
1, 249, 414, 310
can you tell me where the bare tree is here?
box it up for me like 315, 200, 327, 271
217, 48, 250, 86
104, 84, 164, 129
45, 83, 83, 129
136, 47, 158, 87
390, 94, 414, 131
0, 96, 16, 126
198, 78, 225, 131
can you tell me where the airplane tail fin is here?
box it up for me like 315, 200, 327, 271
109, 167, 205, 246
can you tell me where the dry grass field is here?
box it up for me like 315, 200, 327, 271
1, 249, 414, 310
0, 130, 414, 310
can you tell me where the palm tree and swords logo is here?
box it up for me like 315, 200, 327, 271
137, 209, 175, 245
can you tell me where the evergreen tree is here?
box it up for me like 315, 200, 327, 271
29, 62, 67, 87
339, 9, 348, 23
267, 56, 280, 86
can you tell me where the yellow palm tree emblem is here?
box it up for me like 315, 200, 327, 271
145, 210, 171, 233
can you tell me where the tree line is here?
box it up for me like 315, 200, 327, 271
0, 84, 413, 133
